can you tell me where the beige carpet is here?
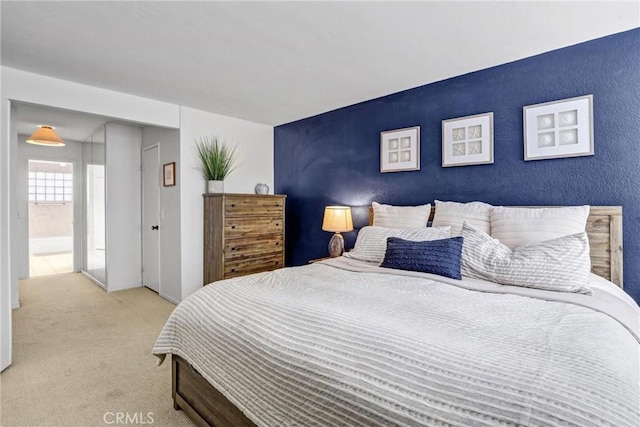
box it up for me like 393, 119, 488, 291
0, 273, 195, 427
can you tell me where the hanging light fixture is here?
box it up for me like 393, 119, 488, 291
26, 125, 65, 147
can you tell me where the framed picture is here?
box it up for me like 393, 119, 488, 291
163, 162, 176, 187
442, 112, 494, 167
523, 94, 593, 161
380, 126, 420, 173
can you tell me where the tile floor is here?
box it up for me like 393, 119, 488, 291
29, 251, 74, 277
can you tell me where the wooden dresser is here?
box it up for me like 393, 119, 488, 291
203, 193, 286, 285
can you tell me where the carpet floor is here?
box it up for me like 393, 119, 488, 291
0, 273, 195, 427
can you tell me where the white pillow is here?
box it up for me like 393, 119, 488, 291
460, 222, 591, 294
432, 200, 493, 236
372, 202, 431, 228
490, 205, 590, 249
345, 225, 451, 263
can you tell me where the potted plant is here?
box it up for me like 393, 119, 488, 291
195, 136, 238, 193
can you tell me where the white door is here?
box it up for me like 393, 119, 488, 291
142, 146, 160, 292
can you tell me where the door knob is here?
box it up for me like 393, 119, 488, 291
151, 225, 159, 230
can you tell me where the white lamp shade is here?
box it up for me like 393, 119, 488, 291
26, 125, 65, 147
322, 206, 353, 233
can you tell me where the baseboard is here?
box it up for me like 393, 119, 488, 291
160, 293, 179, 305
80, 271, 106, 289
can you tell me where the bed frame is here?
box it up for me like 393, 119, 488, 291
172, 355, 256, 427
172, 205, 623, 427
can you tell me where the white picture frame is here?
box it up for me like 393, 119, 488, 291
380, 126, 420, 173
523, 94, 593, 161
442, 112, 494, 167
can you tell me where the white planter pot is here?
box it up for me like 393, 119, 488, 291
254, 183, 269, 195
207, 180, 224, 193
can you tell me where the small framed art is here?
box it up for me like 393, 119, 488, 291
163, 162, 176, 187
523, 94, 593, 161
442, 112, 494, 167
380, 126, 420, 173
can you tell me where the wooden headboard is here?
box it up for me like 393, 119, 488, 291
368, 205, 623, 288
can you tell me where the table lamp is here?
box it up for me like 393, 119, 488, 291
322, 206, 353, 257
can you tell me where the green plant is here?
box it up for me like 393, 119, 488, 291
195, 136, 238, 181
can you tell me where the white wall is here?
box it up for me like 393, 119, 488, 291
2, 68, 180, 128
0, 67, 180, 371
142, 127, 181, 304
0, 101, 15, 371
16, 136, 84, 285
179, 106, 274, 299
105, 123, 142, 291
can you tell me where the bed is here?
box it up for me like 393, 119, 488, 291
153, 204, 639, 427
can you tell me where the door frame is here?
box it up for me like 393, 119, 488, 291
141, 144, 161, 293
26, 158, 77, 278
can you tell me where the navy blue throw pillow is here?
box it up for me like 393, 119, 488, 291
380, 236, 463, 280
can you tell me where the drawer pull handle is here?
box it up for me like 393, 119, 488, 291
231, 247, 236, 251
231, 225, 236, 229
275, 261, 279, 265
231, 269, 236, 272
275, 242, 279, 246
275, 223, 279, 226
231, 204, 236, 208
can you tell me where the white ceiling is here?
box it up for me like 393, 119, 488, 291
2, 1, 638, 127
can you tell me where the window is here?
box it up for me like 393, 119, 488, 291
28, 171, 73, 203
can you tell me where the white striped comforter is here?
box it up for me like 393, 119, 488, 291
153, 260, 640, 427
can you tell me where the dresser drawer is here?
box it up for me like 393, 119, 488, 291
224, 235, 283, 260
225, 196, 285, 217
224, 217, 283, 237
224, 253, 284, 278
204, 194, 286, 285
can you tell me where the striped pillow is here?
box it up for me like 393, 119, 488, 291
345, 226, 451, 264
460, 222, 592, 294
372, 202, 431, 228
432, 200, 493, 236
381, 237, 463, 280
490, 205, 589, 249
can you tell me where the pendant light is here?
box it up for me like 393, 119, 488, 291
26, 125, 65, 147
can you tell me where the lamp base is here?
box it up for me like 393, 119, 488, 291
328, 232, 345, 258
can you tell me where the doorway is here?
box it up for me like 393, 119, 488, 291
28, 160, 74, 277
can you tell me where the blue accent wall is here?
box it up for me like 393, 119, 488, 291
274, 28, 640, 302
